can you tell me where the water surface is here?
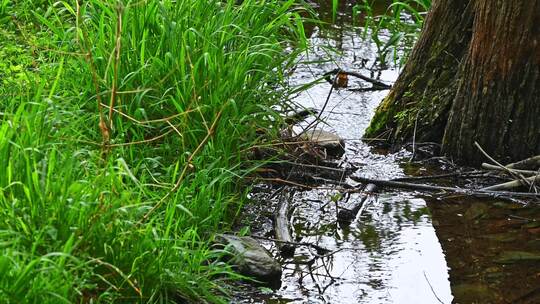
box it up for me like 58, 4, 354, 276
235, 6, 453, 303
235, 2, 540, 303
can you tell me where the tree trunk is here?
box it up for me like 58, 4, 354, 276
365, 0, 540, 165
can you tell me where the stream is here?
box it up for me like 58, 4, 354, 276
233, 1, 540, 303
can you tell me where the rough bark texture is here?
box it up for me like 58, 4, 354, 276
365, 0, 540, 165
365, 0, 474, 142
443, 0, 540, 164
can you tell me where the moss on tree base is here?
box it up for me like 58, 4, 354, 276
364, 0, 470, 146
365, 0, 540, 165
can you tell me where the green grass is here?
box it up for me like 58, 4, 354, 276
0, 0, 308, 302
352, 0, 431, 67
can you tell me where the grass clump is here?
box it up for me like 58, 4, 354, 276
353, 0, 431, 67
0, 0, 308, 302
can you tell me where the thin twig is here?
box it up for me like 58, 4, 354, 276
474, 141, 532, 188
250, 235, 330, 254
166, 120, 182, 137
298, 71, 339, 136
100, 102, 197, 125
423, 271, 446, 304
106, 129, 175, 147
139, 107, 225, 223
108, 2, 123, 129
90, 258, 142, 297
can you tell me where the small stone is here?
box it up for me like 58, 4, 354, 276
216, 234, 282, 287
300, 129, 345, 157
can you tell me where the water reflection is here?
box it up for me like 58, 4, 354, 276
234, 9, 453, 303
236, 1, 540, 303
276, 189, 452, 303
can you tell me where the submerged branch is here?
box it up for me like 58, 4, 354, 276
250, 236, 330, 254
337, 183, 377, 223
274, 191, 295, 257
393, 171, 486, 181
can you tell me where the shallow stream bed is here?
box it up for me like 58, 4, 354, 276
233, 2, 540, 303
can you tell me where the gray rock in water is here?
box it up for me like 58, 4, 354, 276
300, 129, 345, 157
216, 234, 281, 287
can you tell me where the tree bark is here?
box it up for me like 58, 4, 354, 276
365, 0, 540, 165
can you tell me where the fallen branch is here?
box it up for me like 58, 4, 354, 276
304, 176, 353, 188
337, 183, 377, 223
274, 191, 295, 257
282, 161, 355, 175
323, 69, 392, 89
481, 175, 540, 191
349, 87, 388, 92
349, 176, 540, 199
250, 235, 330, 254
393, 171, 485, 182
481, 163, 539, 176
474, 142, 532, 188
506, 155, 540, 170
251, 177, 345, 191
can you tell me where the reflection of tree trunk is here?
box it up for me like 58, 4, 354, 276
365, 0, 540, 165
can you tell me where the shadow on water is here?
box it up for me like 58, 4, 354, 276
233, 1, 540, 303
428, 196, 540, 304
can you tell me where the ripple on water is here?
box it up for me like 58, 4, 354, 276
234, 19, 453, 304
